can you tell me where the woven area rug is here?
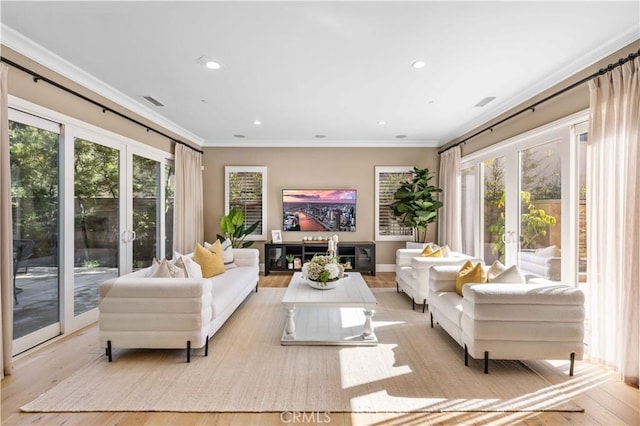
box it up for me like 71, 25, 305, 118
22, 288, 582, 413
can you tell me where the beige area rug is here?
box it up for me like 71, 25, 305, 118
22, 288, 582, 413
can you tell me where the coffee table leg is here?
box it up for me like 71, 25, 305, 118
284, 307, 296, 340
362, 309, 376, 340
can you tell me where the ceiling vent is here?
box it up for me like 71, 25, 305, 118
142, 96, 165, 107
474, 96, 496, 107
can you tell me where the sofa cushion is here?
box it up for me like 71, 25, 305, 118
462, 283, 585, 305
431, 291, 463, 329
455, 261, 487, 296
535, 245, 561, 257
209, 266, 257, 317
194, 243, 225, 278
420, 245, 435, 256
486, 261, 506, 281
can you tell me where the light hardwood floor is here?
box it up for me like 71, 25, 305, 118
2, 272, 639, 426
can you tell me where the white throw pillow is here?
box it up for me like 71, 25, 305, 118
487, 260, 507, 282
491, 264, 526, 284
221, 238, 237, 270
173, 252, 203, 278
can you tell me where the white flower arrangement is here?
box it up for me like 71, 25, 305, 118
301, 255, 345, 285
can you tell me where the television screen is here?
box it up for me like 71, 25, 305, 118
283, 189, 356, 232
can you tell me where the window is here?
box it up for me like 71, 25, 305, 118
224, 166, 267, 240
375, 166, 413, 241
460, 165, 477, 256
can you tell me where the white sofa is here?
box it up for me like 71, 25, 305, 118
98, 248, 259, 362
428, 264, 585, 375
395, 246, 479, 312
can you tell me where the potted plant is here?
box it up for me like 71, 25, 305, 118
285, 254, 295, 269
216, 207, 260, 248
390, 167, 443, 243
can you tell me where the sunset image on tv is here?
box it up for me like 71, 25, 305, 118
283, 189, 356, 232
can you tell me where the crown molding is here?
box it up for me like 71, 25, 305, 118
202, 138, 440, 148
1, 24, 205, 147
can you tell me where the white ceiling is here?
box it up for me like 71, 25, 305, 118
1, 1, 639, 148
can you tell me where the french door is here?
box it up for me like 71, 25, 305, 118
461, 112, 587, 285
10, 100, 173, 355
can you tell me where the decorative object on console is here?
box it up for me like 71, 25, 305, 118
217, 207, 259, 248
390, 167, 443, 243
283, 189, 356, 232
272, 230, 282, 243
302, 255, 345, 287
285, 254, 295, 269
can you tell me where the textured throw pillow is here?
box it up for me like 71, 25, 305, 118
173, 252, 203, 279
149, 258, 186, 278
439, 245, 451, 257
193, 243, 225, 278
492, 264, 526, 284
455, 260, 487, 296
487, 260, 507, 282
221, 238, 237, 270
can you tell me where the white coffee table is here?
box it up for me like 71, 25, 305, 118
281, 272, 378, 346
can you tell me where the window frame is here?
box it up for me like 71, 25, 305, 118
374, 166, 414, 241
224, 166, 268, 241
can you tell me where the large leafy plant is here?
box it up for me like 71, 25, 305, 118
216, 208, 259, 248
390, 167, 443, 243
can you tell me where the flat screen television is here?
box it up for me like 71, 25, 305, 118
283, 189, 356, 232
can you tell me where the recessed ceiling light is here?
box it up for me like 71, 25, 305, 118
395, 135, 407, 139
252, 120, 261, 126
474, 96, 496, 107
233, 134, 246, 138
377, 121, 386, 125
412, 60, 427, 69
315, 134, 326, 139
205, 61, 221, 70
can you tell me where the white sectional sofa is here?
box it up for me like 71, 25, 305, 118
428, 264, 585, 375
98, 248, 259, 362
518, 246, 562, 281
395, 246, 479, 312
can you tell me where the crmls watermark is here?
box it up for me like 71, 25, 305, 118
280, 411, 332, 424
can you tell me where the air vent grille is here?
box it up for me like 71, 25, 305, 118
474, 96, 496, 107
143, 96, 164, 107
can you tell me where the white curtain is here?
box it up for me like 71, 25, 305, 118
1, 64, 13, 378
438, 145, 462, 252
587, 56, 639, 388
174, 144, 204, 254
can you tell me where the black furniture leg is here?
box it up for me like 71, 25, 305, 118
484, 351, 489, 374
412, 297, 415, 310
107, 340, 112, 362
430, 312, 434, 328
396, 282, 399, 293
464, 344, 468, 366
255, 281, 259, 292
205, 336, 209, 357
187, 341, 191, 363
422, 299, 427, 313
570, 352, 575, 376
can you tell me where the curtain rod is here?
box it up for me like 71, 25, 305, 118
0, 56, 204, 155
438, 48, 640, 155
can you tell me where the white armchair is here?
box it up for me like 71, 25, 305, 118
395, 246, 478, 312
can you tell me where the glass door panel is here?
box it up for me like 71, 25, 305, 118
482, 157, 505, 264
164, 162, 175, 259
9, 119, 60, 341
132, 154, 160, 269
518, 141, 562, 281
74, 138, 120, 315
461, 165, 477, 256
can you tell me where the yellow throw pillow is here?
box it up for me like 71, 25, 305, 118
420, 245, 434, 256
193, 243, 225, 278
424, 247, 444, 257
455, 261, 487, 296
